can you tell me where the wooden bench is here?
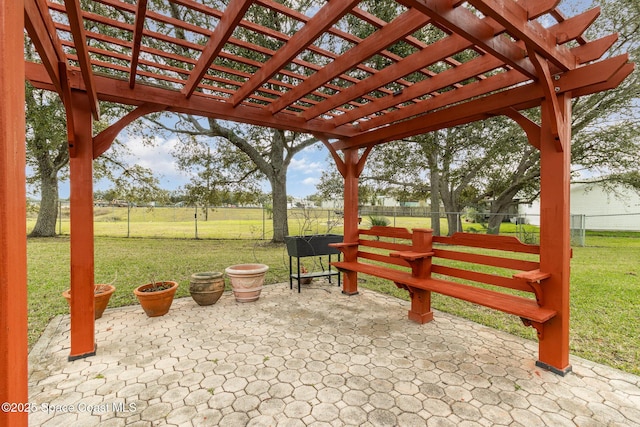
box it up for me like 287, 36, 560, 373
330, 226, 554, 337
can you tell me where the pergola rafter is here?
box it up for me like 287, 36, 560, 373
336, 54, 630, 149
24, 0, 66, 93
63, 0, 100, 119
29, 0, 625, 141
182, 0, 253, 98
267, 8, 432, 114
397, 0, 539, 78
0, 1, 634, 423
229, 0, 363, 107
466, 0, 576, 71
128, 0, 148, 88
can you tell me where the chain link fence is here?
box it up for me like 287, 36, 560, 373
32, 202, 638, 246
46, 204, 346, 240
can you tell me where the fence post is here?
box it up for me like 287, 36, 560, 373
194, 205, 198, 239
393, 203, 397, 227
327, 209, 330, 233
127, 203, 131, 238
570, 214, 586, 247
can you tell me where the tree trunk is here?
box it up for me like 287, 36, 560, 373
487, 187, 522, 235
270, 173, 289, 243
486, 213, 506, 235
440, 186, 462, 236
29, 171, 59, 237
428, 152, 441, 236
445, 211, 462, 235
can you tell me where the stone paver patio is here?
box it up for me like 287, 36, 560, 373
29, 282, 640, 426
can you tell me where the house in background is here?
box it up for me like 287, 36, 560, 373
521, 182, 640, 231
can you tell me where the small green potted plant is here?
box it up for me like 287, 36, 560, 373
134, 277, 178, 317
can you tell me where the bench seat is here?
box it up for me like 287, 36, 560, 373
332, 261, 556, 324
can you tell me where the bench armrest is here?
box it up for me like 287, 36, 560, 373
513, 269, 551, 283
390, 251, 434, 261
329, 242, 358, 249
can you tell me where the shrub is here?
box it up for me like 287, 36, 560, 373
367, 215, 390, 227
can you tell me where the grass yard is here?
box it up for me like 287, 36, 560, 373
27, 232, 640, 375
360, 232, 640, 375
27, 237, 294, 348
31, 207, 346, 239
29, 206, 542, 241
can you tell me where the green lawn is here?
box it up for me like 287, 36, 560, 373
30, 207, 544, 242
358, 233, 640, 375
27, 231, 640, 375
27, 237, 294, 348
31, 207, 346, 239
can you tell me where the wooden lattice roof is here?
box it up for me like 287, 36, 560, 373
25, 0, 634, 151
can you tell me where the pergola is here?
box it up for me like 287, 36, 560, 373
1, 0, 633, 422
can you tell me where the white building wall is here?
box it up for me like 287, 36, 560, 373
520, 183, 640, 231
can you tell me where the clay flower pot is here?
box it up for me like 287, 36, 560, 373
189, 272, 225, 306
300, 267, 312, 285
134, 281, 178, 317
225, 264, 268, 303
62, 284, 116, 320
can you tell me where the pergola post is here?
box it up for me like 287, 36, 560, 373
537, 93, 572, 375
0, 0, 28, 424
342, 148, 360, 295
68, 90, 96, 360
407, 228, 434, 324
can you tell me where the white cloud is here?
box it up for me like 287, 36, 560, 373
290, 156, 324, 174
302, 177, 319, 186
122, 135, 191, 186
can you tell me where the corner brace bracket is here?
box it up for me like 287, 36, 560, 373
527, 45, 566, 152
521, 318, 544, 339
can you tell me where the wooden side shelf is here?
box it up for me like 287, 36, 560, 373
289, 255, 341, 293
285, 234, 344, 293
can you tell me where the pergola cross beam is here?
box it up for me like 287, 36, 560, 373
334, 54, 631, 150
182, 0, 254, 98
397, 0, 538, 79
466, 0, 576, 71
230, 0, 361, 107
128, 0, 149, 89
268, 8, 431, 114
63, 0, 100, 119
24, 0, 66, 93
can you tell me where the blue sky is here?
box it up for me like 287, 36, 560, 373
56, 130, 331, 200
115, 131, 330, 199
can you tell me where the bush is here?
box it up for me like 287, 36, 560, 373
367, 215, 390, 227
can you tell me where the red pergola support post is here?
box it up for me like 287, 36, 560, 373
537, 93, 572, 375
341, 148, 360, 295
68, 90, 96, 360
0, 0, 29, 424
407, 228, 434, 324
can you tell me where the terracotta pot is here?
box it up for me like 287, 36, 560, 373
62, 284, 116, 320
134, 281, 178, 317
189, 272, 225, 306
224, 264, 268, 303
300, 269, 312, 285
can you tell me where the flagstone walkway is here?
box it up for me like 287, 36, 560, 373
28, 282, 640, 426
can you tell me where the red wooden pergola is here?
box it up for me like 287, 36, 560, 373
1, 0, 633, 423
